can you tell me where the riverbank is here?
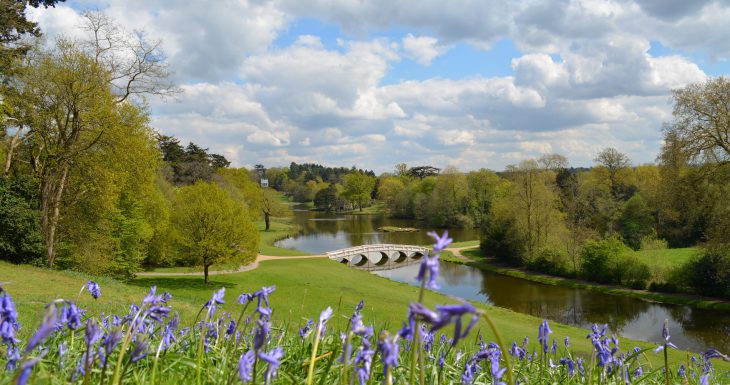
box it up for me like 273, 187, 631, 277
447, 247, 730, 311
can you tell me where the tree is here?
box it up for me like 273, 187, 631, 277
342, 172, 376, 211
618, 194, 654, 250
261, 187, 291, 231
407, 166, 440, 179
171, 181, 257, 284
594, 147, 632, 200
667, 77, 730, 166
314, 184, 338, 212
466, 169, 500, 227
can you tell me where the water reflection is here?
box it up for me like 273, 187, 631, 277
276, 205, 730, 352
275, 206, 480, 253
373, 261, 730, 353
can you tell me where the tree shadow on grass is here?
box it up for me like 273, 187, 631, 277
129, 277, 238, 292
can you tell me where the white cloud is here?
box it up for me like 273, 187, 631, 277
402, 34, 449, 65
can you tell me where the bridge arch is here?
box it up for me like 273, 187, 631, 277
374, 251, 389, 265
391, 251, 408, 263
352, 254, 368, 266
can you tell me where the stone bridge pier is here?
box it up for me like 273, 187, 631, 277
326, 244, 429, 271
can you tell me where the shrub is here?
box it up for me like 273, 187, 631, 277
580, 237, 627, 284
526, 248, 570, 277
685, 247, 730, 299
480, 216, 525, 265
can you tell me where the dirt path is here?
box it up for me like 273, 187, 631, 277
445, 246, 478, 261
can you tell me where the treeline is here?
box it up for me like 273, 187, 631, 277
0, 11, 279, 283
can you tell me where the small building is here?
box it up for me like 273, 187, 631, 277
260, 178, 269, 188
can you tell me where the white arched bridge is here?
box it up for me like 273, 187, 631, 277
326, 244, 429, 271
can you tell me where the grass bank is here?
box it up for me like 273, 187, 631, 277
1, 259, 725, 374
454, 248, 730, 311
256, 218, 310, 256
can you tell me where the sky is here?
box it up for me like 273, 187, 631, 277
28, 0, 730, 173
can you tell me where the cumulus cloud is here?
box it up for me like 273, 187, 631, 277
28, 0, 727, 172
401, 34, 450, 65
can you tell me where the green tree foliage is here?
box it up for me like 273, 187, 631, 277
684, 248, 730, 299
580, 237, 651, 288
0, 174, 43, 264
419, 167, 470, 227
618, 194, 655, 250
314, 183, 339, 212
215, 167, 262, 219
158, 135, 230, 185
342, 172, 376, 211
406, 165, 440, 179
171, 181, 258, 283
466, 169, 500, 227
261, 187, 291, 231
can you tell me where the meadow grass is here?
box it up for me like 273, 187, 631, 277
2, 257, 726, 376
631, 247, 698, 270
256, 219, 310, 257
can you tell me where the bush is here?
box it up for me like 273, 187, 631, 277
526, 248, 570, 277
580, 237, 627, 284
684, 248, 730, 299
617, 254, 651, 289
479, 216, 525, 265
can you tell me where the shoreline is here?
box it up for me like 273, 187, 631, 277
445, 247, 730, 312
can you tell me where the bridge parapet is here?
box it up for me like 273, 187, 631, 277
326, 244, 429, 270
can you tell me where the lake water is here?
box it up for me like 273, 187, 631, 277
276, 206, 730, 353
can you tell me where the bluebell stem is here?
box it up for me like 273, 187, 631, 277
238, 350, 255, 382
258, 347, 284, 385
85, 281, 101, 299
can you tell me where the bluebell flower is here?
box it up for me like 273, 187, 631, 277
62, 302, 84, 330
205, 288, 226, 316
677, 364, 686, 377
0, 289, 20, 346
16, 357, 42, 385
416, 252, 440, 290
564, 336, 570, 348
461, 359, 479, 384
238, 293, 253, 305
253, 286, 276, 308
654, 320, 678, 353
130, 337, 149, 363
538, 319, 551, 353
489, 352, 507, 385
634, 366, 643, 378
377, 334, 399, 378
58, 342, 67, 367
25, 306, 58, 353
253, 318, 271, 350
299, 319, 313, 340
238, 350, 255, 382
258, 347, 284, 385
702, 348, 729, 361
354, 340, 375, 385
428, 230, 453, 254
700, 374, 710, 385
560, 358, 575, 377
85, 318, 102, 347
102, 329, 123, 357
85, 281, 101, 299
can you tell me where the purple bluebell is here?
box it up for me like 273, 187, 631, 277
700, 374, 710, 385
510, 342, 526, 360
258, 347, 284, 385
238, 293, 253, 305
564, 336, 570, 348
24, 306, 57, 353
702, 348, 729, 361
438, 353, 445, 370
102, 329, 123, 357
58, 342, 68, 367
378, 334, 399, 377
62, 302, 84, 330
560, 358, 575, 377
85, 318, 102, 346
654, 321, 678, 353
205, 288, 226, 316
538, 319, 551, 353
5, 346, 20, 371
319, 306, 333, 325
16, 357, 41, 385
552, 339, 557, 354
253, 318, 271, 350
299, 319, 313, 340
434, 302, 479, 346
416, 252, 440, 290
677, 364, 686, 377
428, 230, 453, 254
634, 366, 643, 378
489, 352, 507, 385
253, 286, 276, 307
130, 337, 149, 363
85, 281, 101, 299
0, 289, 20, 347
461, 360, 479, 384
354, 343, 375, 385
238, 350, 255, 382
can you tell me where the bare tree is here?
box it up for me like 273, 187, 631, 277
80, 11, 178, 103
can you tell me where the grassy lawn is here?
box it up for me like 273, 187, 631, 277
2, 258, 726, 373
256, 218, 310, 256
631, 247, 698, 270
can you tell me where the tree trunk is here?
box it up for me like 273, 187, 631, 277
3, 124, 23, 176
264, 212, 270, 231
204, 264, 210, 284
42, 164, 69, 268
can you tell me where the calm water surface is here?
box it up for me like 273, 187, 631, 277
276, 206, 730, 353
